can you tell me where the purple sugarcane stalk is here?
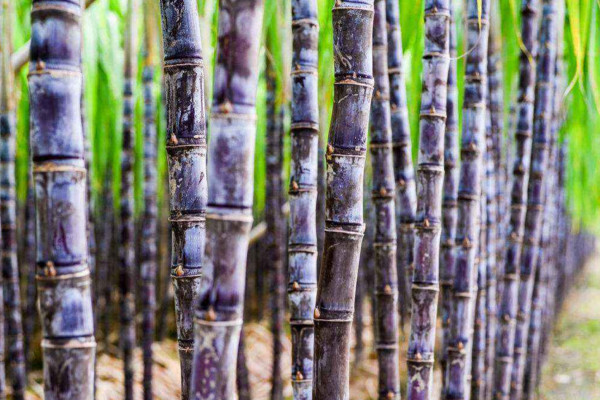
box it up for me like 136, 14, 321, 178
371, 0, 400, 398
471, 187, 488, 400
159, 0, 208, 397
265, 40, 286, 400
313, 1, 374, 398
492, 1, 540, 398
119, 1, 137, 396
98, 168, 114, 348
386, 0, 417, 325
28, 0, 96, 398
407, 1, 450, 399
508, 1, 559, 397
23, 185, 37, 370
288, 0, 319, 398
521, 142, 556, 400
0, 2, 26, 398
141, 3, 159, 399
484, 5, 502, 398
444, 0, 491, 398
190, 1, 264, 398
440, 2, 459, 386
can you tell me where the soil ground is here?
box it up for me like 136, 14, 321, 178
19, 251, 600, 399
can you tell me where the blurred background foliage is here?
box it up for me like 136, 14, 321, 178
8, 0, 600, 230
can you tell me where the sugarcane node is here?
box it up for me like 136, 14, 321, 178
220, 100, 233, 114
206, 307, 216, 322
463, 237, 471, 248
327, 144, 334, 155
384, 284, 392, 295
44, 261, 56, 277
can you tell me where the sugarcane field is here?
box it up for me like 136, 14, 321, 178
1, 0, 600, 399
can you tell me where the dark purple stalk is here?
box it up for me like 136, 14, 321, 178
236, 328, 252, 400
471, 193, 488, 400
23, 185, 37, 369
522, 151, 555, 400
483, 115, 498, 400
386, 0, 416, 325
492, 1, 540, 398
406, 2, 450, 399
485, 6, 502, 397
289, 0, 319, 398
444, 0, 490, 397
159, 0, 208, 397
28, 0, 96, 397
265, 57, 285, 400
141, 4, 158, 398
119, 1, 137, 397
98, 168, 114, 348
313, 1, 374, 398
0, 3, 26, 398
509, 3, 560, 396
371, 1, 400, 398
440, 3, 459, 385
190, 1, 264, 398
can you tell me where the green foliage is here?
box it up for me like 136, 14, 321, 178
8, 0, 600, 228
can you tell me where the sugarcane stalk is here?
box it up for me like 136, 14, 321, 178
406, 2, 450, 398
141, 2, 159, 398
190, 1, 264, 398
28, 0, 96, 397
0, 2, 26, 397
471, 189, 488, 400
444, 0, 491, 398
509, 3, 560, 396
386, 0, 416, 325
521, 145, 555, 400
98, 168, 114, 348
440, 2, 459, 385
23, 185, 37, 369
265, 58, 286, 400
236, 328, 252, 400
312, 1, 374, 399
159, 0, 208, 396
288, 0, 319, 398
483, 114, 498, 400
119, 0, 137, 397
371, 0, 400, 398
484, 5, 502, 397
492, 1, 540, 398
